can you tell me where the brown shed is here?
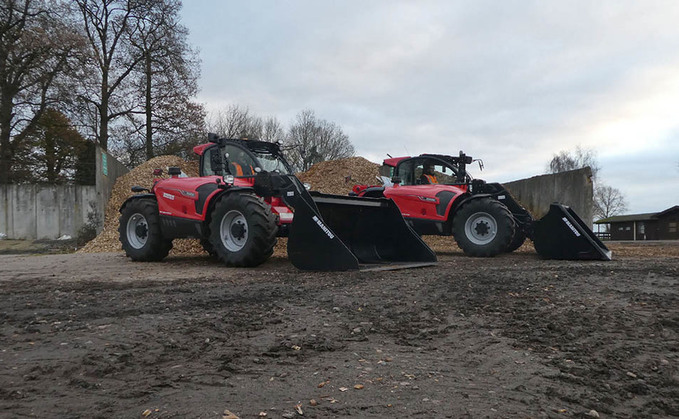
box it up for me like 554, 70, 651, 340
595, 205, 679, 241
656, 206, 679, 240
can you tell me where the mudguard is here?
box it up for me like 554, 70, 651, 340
533, 203, 612, 261
119, 193, 156, 211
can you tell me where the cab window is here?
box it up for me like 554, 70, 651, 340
397, 160, 415, 185
201, 146, 217, 176
398, 158, 458, 185
224, 145, 257, 176
201, 145, 258, 177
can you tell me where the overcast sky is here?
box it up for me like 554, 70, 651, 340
181, 1, 679, 215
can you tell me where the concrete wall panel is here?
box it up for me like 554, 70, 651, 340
12, 185, 37, 239
0, 185, 97, 240
503, 167, 594, 227
78, 186, 99, 233
0, 186, 8, 236
58, 185, 77, 237
36, 187, 60, 239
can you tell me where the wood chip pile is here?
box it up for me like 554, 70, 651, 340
79, 156, 201, 254
297, 157, 381, 195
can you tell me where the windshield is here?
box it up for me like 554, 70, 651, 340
252, 150, 293, 174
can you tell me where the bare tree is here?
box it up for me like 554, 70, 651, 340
204, 106, 351, 171
593, 184, 628, 219
0, 0, 84, 183
547, 145, 600, 180
126, 0, 204, 161
546, 145, 629, 219
285, 109, 354, 172
206, 105, 263, 139
260, 116, 284, 143
74, 0, 143, 151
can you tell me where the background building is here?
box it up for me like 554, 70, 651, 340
595, 206, 679, 241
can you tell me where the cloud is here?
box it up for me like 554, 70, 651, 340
183, 0, 679, 212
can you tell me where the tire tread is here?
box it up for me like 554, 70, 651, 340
118, 198, 172, 262
452, 198, 514, 257
209, 192, 277, 267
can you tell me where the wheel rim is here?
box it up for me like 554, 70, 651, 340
220, 210, 248, 252
126, 213, 149, 249
464, 211, 497, 245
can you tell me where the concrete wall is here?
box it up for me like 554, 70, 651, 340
0, 145, 128, 240
0, 185, 97, 239
503, 167, 594, 227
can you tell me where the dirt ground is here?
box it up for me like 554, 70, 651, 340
0, 241, 678, 418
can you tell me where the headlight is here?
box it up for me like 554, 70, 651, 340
303, 183, 311, 190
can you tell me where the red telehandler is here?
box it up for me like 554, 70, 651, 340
352, 151, 611, 260
118, 135, 436, 271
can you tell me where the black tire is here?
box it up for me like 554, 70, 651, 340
209, 192, 277, 267
506, 228, 526, 253
119, 198, 172, 261
452, 198, 515, 257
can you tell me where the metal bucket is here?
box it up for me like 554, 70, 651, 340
275, 175, 437, 271
533, 203, 612, 261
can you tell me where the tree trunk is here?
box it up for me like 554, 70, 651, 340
99, 71, 109, 151
145, 55, 153, 160
0, 94, 14, 183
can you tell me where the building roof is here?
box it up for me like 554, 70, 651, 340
595, 213, 657, 224
657, 205, 679, 217
595, 205, 679, 224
